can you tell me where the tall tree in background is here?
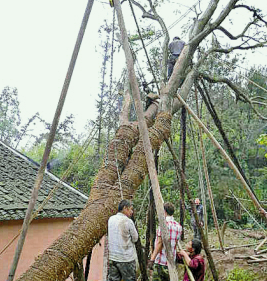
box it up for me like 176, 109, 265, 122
0, 87, 21, 145
0, 87, 44, 149
17, 1, 267, 280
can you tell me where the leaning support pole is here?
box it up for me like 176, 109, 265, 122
7, 1, 95, 280
113, 1, 179, 280
176, 93, 267, 224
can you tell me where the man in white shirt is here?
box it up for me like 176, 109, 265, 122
108, 199, 138, 281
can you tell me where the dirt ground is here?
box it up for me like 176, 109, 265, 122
178, 228, 267, 281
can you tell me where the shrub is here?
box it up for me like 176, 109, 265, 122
226, 267, 258, 281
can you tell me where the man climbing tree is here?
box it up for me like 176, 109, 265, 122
167, 36, 185, 80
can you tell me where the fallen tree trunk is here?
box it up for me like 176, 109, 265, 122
17, 112, 172, 281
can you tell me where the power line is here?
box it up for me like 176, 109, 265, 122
134, 0, 201, 53
213, 55, 267, 93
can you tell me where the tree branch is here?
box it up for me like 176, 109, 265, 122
190, 0, 239, 45
215, 19, 257, 40
130, 0, 156, 20
212, 41, 267, 54
201, 73, 267, 120
234, 4, 267, 25
130, 0, 169, 83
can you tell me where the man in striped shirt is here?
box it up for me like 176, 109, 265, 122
148, 202, 182, 281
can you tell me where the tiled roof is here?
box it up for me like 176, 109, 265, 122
0, 140, 88, 221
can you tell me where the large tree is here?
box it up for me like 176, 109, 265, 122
16, 0, 267, 280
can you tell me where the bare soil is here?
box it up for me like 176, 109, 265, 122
178, 228, 267, 281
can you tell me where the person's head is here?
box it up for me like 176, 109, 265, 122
173, 36, 180, 41
164, 202, 175, 216
186, 239, 202, 255
195, 198, 200, 205
118, 199, 133, 218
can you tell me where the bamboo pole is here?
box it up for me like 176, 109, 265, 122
6, 1, 95, 280
176, 93, 267, 224
113, 1, 179, 280
188, 117, 208, 238
211, 242, 267, 252
229, 190, 266, 234
255, 237, 267, 254
180, 106, 187, 240
166, 140, 219, 281
257, 248, 267, 255
198, 125, 225, 252
247, 258, 267, 264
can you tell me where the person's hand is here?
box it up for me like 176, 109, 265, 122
147, 260, 154, 270
179, 250, 187, 257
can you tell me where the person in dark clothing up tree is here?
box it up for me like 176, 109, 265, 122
167, 36, 185, 80
176, 238, 205, 281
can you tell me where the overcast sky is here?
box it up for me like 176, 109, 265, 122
0, 0, 266, 140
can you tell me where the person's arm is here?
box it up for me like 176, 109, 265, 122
150, 236, 163, 261
147, 235, 163, 269
179, 251, 202, 270
178, 250, 191, 266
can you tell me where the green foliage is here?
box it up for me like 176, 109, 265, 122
129, 28, 155, 42
226, 267, 259, 281
24, 140, 98, 195
0, 86, 21, 145
22, 142, 58, 164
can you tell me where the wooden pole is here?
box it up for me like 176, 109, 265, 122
84, 251, 92, 281
7, 1, 95, 280
113, 1, 179, 279
180, 106, 186, 240
255, 237, 267, 254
